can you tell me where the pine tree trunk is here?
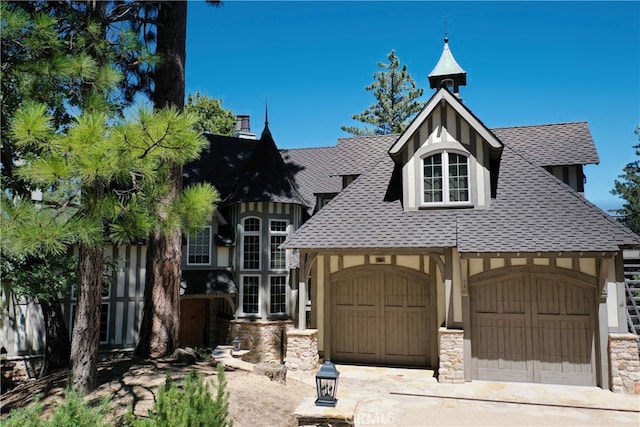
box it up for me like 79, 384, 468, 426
70, 243, 103, 393
136, 1, 186, 358
39, 297, 70, 375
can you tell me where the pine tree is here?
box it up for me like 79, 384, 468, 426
342, 50, 425, 136
185, 91, 236, 136
611, 126, 640, 235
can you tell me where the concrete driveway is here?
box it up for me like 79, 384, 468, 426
291, 365, 640, 426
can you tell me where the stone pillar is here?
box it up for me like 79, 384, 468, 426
230, 320, 294, 364
609, 333, 640, 394
438, 328, 464, 384
285, 329, 319, 372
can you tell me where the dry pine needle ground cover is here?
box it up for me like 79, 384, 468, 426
0, 356, 314, 427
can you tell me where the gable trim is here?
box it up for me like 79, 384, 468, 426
389, 89, 503, 161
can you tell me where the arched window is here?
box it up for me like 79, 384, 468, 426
422, 151, 470, 205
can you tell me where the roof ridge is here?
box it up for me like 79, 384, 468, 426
491, 121, 588, 130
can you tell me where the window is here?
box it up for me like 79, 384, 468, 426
422, 151, 470, 205
242, 275, 260, 314
269, 275, 287, 315
187, 227, 211, 265
70, 303, 110, 344
242, 218, 260, 270
269, 220, 288, 270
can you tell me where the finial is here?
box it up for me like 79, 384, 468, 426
265, 97, 269, 127
444, 16, 448, 43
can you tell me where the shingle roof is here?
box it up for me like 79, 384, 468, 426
224, 126, 308, 206
493, 122, 599, 167
456, 146, 637, 252
280, 146, 342, 211
284, 140, 638, 252
183, 129, 308, 207
332, 134, 399, 176
284, 151, 458, 249
183, 135, 256, 198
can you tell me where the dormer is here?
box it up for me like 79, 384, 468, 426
388, 89, 503, 211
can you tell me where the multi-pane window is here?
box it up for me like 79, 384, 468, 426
242, 275, 260, 314
242, 218, 260, 270
187, 226, 211, 265
448, 153, 469, 202
270, 276, 287, 314
423, 151, 470, 204
70, 303, 110, 343
270, 220, 288, 270
423, 153, 443, 203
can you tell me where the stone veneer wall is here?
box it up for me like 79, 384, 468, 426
230, 320, 294, 364
609, 333, 640, 394
438, 328, 464, 384
285, 329, 319, 372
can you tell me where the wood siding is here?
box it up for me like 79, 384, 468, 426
471, 273, 596, 385
331, 266, 431, 366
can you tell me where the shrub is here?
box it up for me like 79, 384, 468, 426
134, 364, 231, 427
4, 389, 111, 427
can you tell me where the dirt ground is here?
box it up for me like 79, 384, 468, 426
0, 356, 314, 427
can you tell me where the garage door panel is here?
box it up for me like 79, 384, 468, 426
471, 273, 596, 386
332, 268, 430, 366
474, 315, 529, 381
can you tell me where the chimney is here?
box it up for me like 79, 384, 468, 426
233, 114, 257, 139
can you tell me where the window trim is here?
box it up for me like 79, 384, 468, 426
69, 302, 110, 344
420, 149, 472, 207
241, 217, 261, 271
186, 226, 212, 266
268, 274, 288, 316
240, 274, 261, 317
269, 219, 289, 272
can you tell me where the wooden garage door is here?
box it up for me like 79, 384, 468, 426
332, 268, 429, 366
471, 274, 596, 386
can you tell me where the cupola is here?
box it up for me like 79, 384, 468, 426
428, 37, 467, 97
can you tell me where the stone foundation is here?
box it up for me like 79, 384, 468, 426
438, 328, 464, 384
230, 320, 294, 364
609, 333, 640, 394
285, 329, 319, 372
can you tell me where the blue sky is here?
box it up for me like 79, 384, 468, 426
185, 1, 639, 212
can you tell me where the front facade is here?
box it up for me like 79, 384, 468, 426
284, 39, 640, 392
2, 38, 638, 393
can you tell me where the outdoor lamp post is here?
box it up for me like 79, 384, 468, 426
232, 336, 241, 352
315, 360, 340, 407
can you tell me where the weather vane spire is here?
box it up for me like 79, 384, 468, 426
444, 16, 448, 42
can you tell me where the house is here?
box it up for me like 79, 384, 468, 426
282, 38, 640, 393
2, 38, 638, 394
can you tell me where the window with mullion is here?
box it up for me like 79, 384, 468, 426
423, 151, 469, 204
448, 153, 469, 202
423, 153, 443, 203
242, 217, 261, 270
269, 220, 289, 271
242, 275, 260, 315
269, 275, 287, 315
187, 226, 211, 265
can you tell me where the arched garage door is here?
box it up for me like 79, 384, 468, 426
331, 267, 431, 366
471, 273, 597, 386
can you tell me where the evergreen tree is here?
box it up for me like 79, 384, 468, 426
0, 1, 153, 375
342, 50, 425, 136
612, 126, 640, 235
185, 91, 236, 136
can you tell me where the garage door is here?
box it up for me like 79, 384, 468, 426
332, 268, 430, 366
471, 274, 596, 386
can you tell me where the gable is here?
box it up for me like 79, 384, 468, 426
388, 89, 503, 210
